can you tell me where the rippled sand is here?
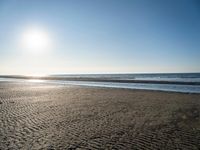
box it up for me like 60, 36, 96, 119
0, 82, 200, 149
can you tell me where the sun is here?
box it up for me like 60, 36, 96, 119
20, 27, 51, 54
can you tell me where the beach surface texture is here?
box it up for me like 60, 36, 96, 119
0, 81, 200, 149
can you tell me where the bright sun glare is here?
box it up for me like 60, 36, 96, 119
20, 27, 51, 54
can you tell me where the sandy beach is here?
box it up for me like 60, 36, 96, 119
0, 81, 200, 149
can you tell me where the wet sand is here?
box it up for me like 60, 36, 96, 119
0, 82, 200, 149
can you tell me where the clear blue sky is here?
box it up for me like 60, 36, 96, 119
0, 0, 200, 75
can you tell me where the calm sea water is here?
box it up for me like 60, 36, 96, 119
1, 73, 200, 93
51, 73, 200, 82
49, 73, 200, 93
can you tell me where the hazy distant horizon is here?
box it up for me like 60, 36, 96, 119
1, 72, 200, 77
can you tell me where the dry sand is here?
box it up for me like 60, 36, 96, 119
0, 81, 200, 149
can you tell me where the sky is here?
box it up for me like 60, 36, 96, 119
0, 0, 200, 75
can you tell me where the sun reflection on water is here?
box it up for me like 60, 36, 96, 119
28, 79, 45, 83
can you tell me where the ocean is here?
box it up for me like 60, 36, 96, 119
51, 73, 200, 82
0, 73, 200, 93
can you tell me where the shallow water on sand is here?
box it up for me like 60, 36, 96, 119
1, 77, 200, 93
1, 73, 200, 93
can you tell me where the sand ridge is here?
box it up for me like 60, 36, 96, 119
0, 82, 200, 149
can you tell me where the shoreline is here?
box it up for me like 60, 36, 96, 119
0, 75, 200, 85
1, 78, 200, 94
